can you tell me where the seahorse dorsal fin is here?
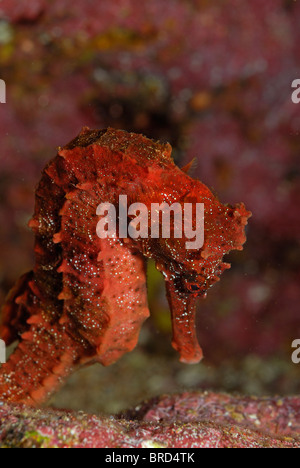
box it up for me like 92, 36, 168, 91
181, 158, 197, 174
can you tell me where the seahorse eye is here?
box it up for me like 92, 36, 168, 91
183, 275, 203, 295
188, 283, 201, 292
183, 275, 205, 295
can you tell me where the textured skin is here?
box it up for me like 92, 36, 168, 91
0, 128, 251, 405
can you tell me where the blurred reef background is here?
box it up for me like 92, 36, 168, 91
0, 0, 299, 414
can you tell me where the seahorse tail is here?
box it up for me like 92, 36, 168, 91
0, 317, 82, 405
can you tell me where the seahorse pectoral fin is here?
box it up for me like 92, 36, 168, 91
165, 280, 203, 364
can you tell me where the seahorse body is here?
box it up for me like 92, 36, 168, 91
0, 128, 250, 405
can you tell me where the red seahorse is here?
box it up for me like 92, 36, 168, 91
0, 128, 251, 405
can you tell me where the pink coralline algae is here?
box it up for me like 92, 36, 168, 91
0, 392, 299, 448
0, 0, 299, 408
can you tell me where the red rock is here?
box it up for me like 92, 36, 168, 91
0, 392, 299, 448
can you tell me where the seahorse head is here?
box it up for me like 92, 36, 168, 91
130, 160, 251, 363
133, 162, 251, 298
